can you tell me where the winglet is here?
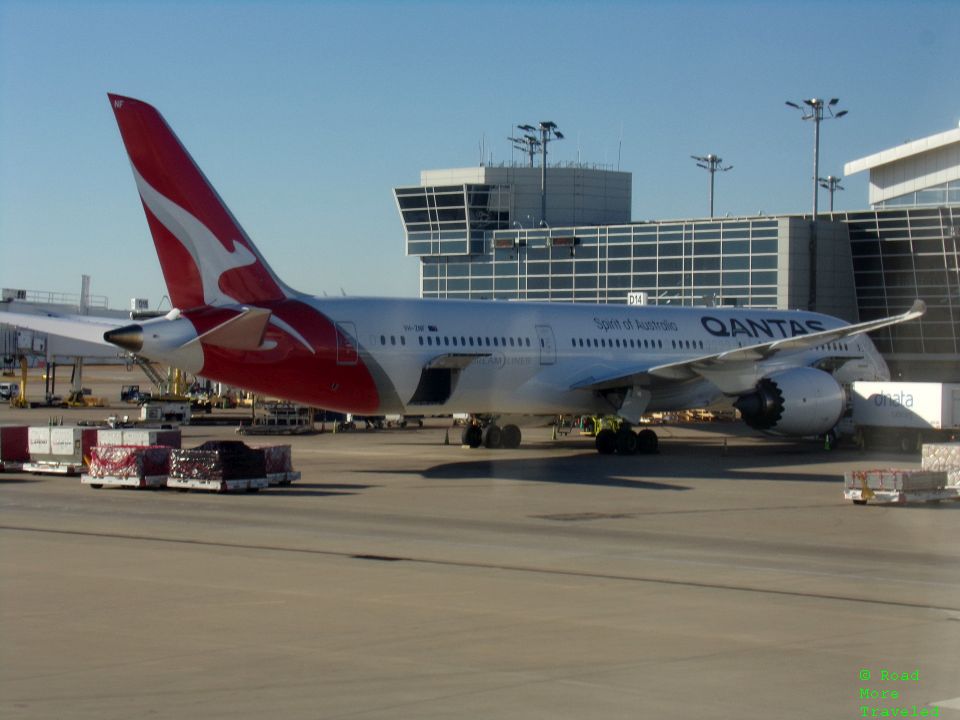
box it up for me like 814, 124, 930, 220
907, 298, 926, 318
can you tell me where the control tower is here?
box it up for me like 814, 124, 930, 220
394, 164, 631, 257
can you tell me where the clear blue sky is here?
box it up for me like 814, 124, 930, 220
1, 0, 957, 308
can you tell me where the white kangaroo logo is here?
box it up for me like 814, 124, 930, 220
133, 166, 261, 307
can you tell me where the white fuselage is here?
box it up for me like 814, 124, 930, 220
307, 296, 888, 417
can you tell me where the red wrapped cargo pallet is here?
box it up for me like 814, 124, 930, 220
82, 445, 173, 489
254, 444, 300, 485
167, 441, 268, 492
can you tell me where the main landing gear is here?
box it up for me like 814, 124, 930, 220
594, 426, 658, 455
459, 415, 659, 455
582, 416, 658, 456
461, 419, 522, 449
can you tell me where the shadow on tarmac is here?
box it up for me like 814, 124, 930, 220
411, 427, 906, 487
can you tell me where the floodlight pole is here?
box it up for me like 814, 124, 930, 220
523, 121, 563, 227
691, 154, 733, 218
785, 98, 847, 219
786, 97, 847, 310
818, 175, 844, 213
510, 128, 540, 167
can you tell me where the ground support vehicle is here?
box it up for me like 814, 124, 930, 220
843, 468, 959, 505
166, 476, 269, 492
121, 384, 156, 403
82, 474, 167, 489
140, 399, 191, 424
850, 382, 960, 453
0, 382, 20, 400
239, 403, 316, 435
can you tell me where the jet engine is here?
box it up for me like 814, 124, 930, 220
734, 367, 845, 437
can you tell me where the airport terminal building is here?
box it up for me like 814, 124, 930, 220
394, 129, 960, 381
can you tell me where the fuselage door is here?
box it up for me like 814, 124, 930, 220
335, 321, 359, 366
535, 324, 556, 365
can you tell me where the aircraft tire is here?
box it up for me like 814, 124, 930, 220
637, 429, 659, 454
501, 424, 522, 449
483, 424, 503, 449
616, 429, 639, 455
898, 432, 919, 454
462, 425, 483, 448
596, 428, 617, 455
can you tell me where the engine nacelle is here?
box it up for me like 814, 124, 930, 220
734, 367, 845, 437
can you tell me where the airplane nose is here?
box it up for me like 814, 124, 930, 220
104, 324, 144, 353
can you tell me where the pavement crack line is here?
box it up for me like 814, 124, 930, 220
2, 524, 958, 613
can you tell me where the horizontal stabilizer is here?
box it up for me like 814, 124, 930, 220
185, 307, 272, 351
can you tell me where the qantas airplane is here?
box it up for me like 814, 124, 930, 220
2, 94, 925, 454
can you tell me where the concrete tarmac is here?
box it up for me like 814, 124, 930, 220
1, 393, 959, 719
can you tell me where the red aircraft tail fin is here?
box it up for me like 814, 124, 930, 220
108, 94, 292, 309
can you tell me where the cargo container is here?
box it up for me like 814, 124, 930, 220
0, 425, 29, 471
850, 382, 960, 452
252, 444, 301, 485
140, 400, 191, 424
921, 442, 960, 487
166, 441, 268, 492
25, 426, 99, 474
96, 428, 181, 448
82, 445, 173, 489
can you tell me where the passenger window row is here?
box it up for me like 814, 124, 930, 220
412, 335, 534, 349
378, 335, 407, 346
570, 337, 667, 350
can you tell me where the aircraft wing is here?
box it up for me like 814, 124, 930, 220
570, 300, 926, 396
0, 310, 125, 347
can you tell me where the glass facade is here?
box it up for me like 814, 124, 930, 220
875, 180, 960, 209
834, 206, 960, 358
395, 184, 511, 257
395, 168, 958, 378
420, 218, 782, 308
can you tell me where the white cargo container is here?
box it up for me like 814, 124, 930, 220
96, 429, 126, 446
121, 428, 181, 448
850, 382, 960, 452
96, 428, 181, 448
28, 427, 52, 456
25, 426, 98, 475
140, 401, 191, 424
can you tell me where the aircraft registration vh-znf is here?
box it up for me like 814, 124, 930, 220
5, 94, 925, 455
